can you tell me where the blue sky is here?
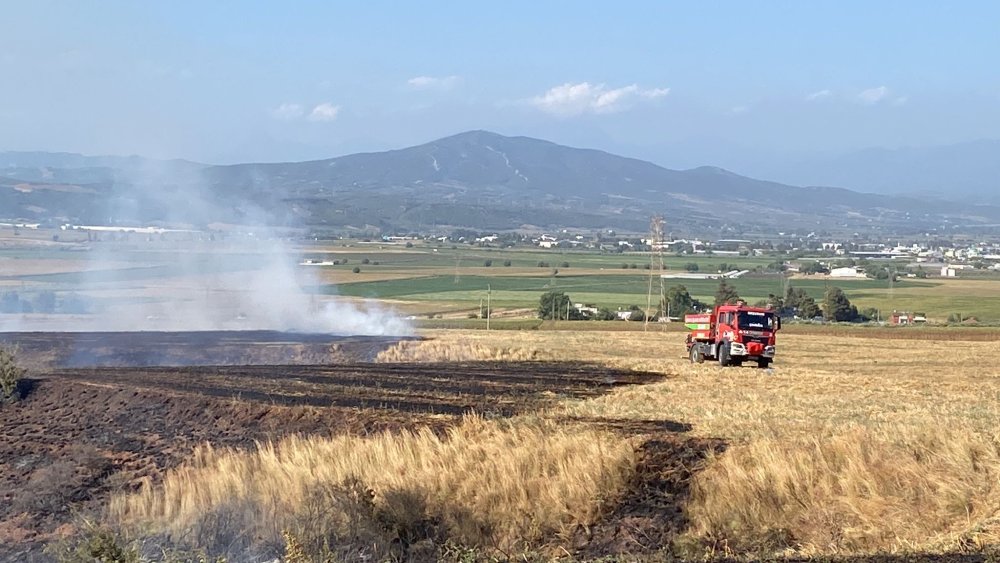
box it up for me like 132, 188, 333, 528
2, 1, 999, 168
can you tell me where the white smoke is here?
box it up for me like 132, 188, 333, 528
0, 156, 412, 336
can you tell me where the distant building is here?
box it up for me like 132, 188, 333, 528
890, 311, 927, 325
830, 266, 866, 278
940, 266, 957, 277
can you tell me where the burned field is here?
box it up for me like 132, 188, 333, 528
0, 330, 671, 560
0, 330, 418, 370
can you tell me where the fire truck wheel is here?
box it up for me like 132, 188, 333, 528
757, 358, 771, 369
718, 341, 730, 367
690, 346, 704, 364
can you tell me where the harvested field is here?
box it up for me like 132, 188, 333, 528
2, 326, 999, 561
0, 332, 663, 561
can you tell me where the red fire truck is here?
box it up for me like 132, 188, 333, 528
684, 302, 780, 368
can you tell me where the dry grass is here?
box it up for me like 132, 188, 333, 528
687, 426, 1000, 556
375, 337, 550, 363
109, 416, 634, 558
106, 327, 1000, 558
402, 329, 1000, 556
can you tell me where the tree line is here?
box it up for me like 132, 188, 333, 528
538, 280, 873, 322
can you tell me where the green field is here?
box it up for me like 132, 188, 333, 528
2, 240, 999, 323
323, 273, 919, 309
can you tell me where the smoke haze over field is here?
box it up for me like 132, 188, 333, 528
0, 160, 411, 336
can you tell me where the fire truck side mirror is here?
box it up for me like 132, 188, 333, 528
776, 317, 782, 331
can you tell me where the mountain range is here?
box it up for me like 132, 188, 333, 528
726, 140, 1000, 202
2, 131, 999, 235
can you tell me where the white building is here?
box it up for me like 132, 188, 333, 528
941, 266, 957, 277
830, 266, 867, 278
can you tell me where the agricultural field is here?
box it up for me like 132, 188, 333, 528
1, 327, 998, 561
3, 235, 1000, 324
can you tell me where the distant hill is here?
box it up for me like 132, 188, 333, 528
730, 140, 1000, 203
3, 132, 999, 234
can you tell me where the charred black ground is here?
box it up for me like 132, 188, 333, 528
0, 330, 416, 370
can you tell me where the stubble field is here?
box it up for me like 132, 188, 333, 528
1, 327, 998, 562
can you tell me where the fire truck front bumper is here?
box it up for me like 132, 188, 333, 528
730, 343, 775, 358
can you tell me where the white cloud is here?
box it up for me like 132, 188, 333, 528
530, 82, 670, 116
407, 75, 461, 90
308, 103, 341, 122
640, 87, 671, 99
805, 89, 832, 101
891, 96, 909, 106
271, 103, 304, 120
857, 86, 890, 105
729, 105, 748, 115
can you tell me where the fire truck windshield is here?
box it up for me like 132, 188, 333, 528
738, 311, 774, 330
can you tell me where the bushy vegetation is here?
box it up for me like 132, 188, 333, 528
0, 345, 25, 403
713, 279, 741, 306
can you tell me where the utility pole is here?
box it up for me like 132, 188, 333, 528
645, 215, 665, 330
486, 284, 491, 330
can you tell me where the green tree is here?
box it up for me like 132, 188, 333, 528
799, 261, 828, 275
661, 285, 704, 317
538, 290, 571, 320
784, 285, 820, 319
684, 262, 700, 272
594, 307, 617, 321
823, 286, 859, 322
798, 297, 822, 319
859, 307, 880, 322
714, 280, 741, 306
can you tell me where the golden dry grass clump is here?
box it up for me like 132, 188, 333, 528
110, 416, 634, 556
375, 337, 548, 363
687, 425, 1000, 555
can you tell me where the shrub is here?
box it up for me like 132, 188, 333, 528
0, 346, 25, 403
352, 267, 361, 274
46, 521, 140, 563
503, 260, 512, 267
483, 259, 492, 267
362, 258, 370, 265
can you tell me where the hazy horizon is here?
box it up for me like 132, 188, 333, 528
3, 1, 999, 181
